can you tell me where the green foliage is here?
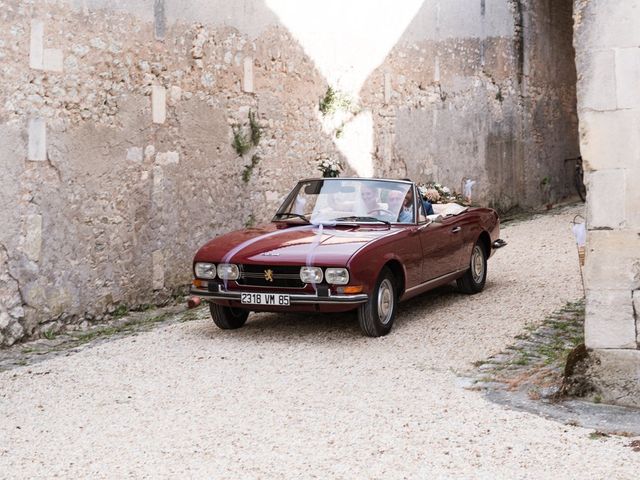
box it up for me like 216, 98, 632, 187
232, 126, 252, 156
242, 154, 261, 183
244, 214, 256, 228
319, 86, 352, 116
232, 110, 263, 159
248, 110, 262, 146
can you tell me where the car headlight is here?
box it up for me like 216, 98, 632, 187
195, 262, 217, 279
325, 268, 349, 285
217, 263, 240, 280
300, 266, 323, 284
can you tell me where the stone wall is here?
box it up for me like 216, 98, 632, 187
574, 0, 640, 408
0, 0, 579, 345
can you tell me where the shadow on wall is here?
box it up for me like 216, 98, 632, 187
360, 0, 579, 210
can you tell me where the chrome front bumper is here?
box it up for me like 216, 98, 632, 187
190, 287, 369, 305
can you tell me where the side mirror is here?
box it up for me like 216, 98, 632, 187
427, 214, 443, 223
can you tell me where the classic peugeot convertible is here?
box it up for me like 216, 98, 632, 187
190, 178, 502, 337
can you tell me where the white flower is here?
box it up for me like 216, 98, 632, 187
442, 186, 451, 194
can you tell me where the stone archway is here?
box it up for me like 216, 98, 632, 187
572, 0, 640, 408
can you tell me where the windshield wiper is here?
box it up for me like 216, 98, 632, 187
273, 212, 310, 223
332, 216, 390, 226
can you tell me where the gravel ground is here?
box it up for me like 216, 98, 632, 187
1, 205, 639, 479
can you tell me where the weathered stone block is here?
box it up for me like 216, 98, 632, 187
29, 20, 44, 69
154, 0, 166, 40
626, 168, 640, 228
155, 151, 179, 165
43, 48, 63, 72
126, 147, 143, 163
152, 250, 164, 290
144, 145, 156, 161
585, 289, 637, 349
615, 47, 640, 109
152, 85, 166, 124
584, 230, 640, 291
28, 118, 46, 161
152, 166, 164, 202
577, 1, 640, 50
0, 311, 10, 329
584, 349, 640, 409
575, 49, 617, 111
243, 57, 254, 93
585, 170, 626, 228
580, 110, 640, 172
23, 214, 42, 262
384, 72, 391, 104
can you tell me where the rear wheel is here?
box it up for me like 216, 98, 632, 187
209, 303, 249, 329
457, 241, 487, 294
358, 267, 397, 337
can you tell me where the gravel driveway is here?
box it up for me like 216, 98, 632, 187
1, 205, 638, 479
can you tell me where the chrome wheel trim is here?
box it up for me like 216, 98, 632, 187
377, 278, 394, 325
471, 245, 485, 284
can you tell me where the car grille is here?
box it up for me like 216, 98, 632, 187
237, 265, 305, 288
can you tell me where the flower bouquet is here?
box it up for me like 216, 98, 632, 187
417, 182, 467, 205
317, 157, 343, 178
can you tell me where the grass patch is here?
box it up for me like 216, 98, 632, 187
113, 304, 129, 318
42, 330, 56, 340
470, 299, 585, 395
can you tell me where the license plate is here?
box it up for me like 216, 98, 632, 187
240, 292, 290, 306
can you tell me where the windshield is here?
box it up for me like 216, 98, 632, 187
274, 179, 414, 225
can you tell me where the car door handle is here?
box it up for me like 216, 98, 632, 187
451, 226, 461, 233
410, 224, 430, 235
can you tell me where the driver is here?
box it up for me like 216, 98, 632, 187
388, 189, 410, 222
360, 184, 382, 214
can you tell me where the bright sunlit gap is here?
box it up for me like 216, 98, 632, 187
265, 0, 425, 177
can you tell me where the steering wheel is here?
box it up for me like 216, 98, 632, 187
367, 208, 394, 217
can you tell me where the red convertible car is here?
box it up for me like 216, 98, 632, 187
190, 178, 502, 337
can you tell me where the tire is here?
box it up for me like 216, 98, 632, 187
209, 303, 249, 329
357, 267, 397, 337
457, 241, 487, 294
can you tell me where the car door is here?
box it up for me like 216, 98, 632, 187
414, 195, 464, 281
450, 210, 483, 271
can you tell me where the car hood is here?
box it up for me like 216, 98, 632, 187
194, 223, 397, 266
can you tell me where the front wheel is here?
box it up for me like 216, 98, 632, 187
209, 303, 249, 329
457, 241, 487, 294
357, 267, 397, 337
